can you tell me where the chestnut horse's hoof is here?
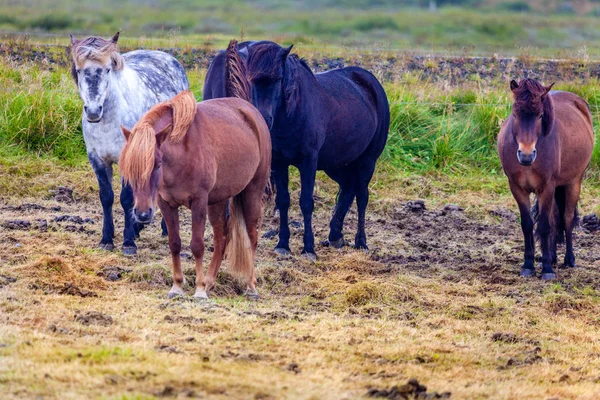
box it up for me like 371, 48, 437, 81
167, 285, 185, 298
122, 246, 137, 256
244, 288, 259, 301
329, 238, 346, 249
193, 288, 209, 300
541, 272, 557, 281
98, 242, 115, 251
520, 268, 535, 278
274, 247, 291, 257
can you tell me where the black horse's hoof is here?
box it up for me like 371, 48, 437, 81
329, 238, 346, 249
274, 247, 291, 257
99, 243, 115, 251
520, 268, 535, 278
354, 243, 369, 251
541, 272, 557, 281
122, 246, 137, 256
565, 263, 577, 269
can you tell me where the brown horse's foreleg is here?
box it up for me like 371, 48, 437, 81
241, 188, 264, 298
190, 197, 208, 299
509, 183, 535, 277
206, 200, 228, 294
159, 198, 184, 298
564, 180, 582, 268
536, 186, 557, 280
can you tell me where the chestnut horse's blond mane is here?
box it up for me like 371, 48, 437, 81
119, 90, 197, 189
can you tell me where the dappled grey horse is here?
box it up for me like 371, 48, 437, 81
70, 32, 189, 254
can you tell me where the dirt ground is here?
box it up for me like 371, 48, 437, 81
2, 171, 600, 399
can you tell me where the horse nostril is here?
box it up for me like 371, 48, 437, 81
98, 106, 103, 112
84, 106, 88, 112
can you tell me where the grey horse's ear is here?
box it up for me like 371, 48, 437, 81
111, 32, 120, 44
70, 34, 77, 45
510, 79, 519, 91
156, 124, 172, 147
121, 125, 131, 141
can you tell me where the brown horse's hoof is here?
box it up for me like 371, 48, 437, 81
193, 288, 209, 300
98, 243, 115, 251
540, 272, 557, 281
122, 246, 137, 256
274, 247, 291, 257
244, 289, 259, 301
329, 238, 346, 249
167, 285, 185, 298
520, 268, 535, 278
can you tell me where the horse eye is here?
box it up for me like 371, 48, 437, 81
539, 114, 544, 120
106, 68, 111, 74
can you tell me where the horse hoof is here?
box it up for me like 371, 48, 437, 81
244, 289, 259, 301
193, 289, 209, 300
98, 243, 114, 251
274, 247, 291, 256
520, 268, 535, 278
541, 272, 557, 281
329, 238, 346, 249
302, 252, 317, 262
167, 286, 185, 298
354, 244, 369, 251
122, 246, 137, 256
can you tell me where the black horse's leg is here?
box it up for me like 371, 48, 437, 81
161, 218, 168, 237
298, 157, 318, 260
325, 167, 355, 248
273, 161, 291, 255
120, 179, 137, 256
89, 154, 115, 251
509, 183, 535, 276
537, 186, 557, 280
354, 162, 377, 250
563, 180, 582, 267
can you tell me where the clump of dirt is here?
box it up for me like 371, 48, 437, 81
52, 215, 94, 224
163, 315, 207, 325
2, 203, 61, 212
500, 347, 543, 369
367, 378, 451, 399
74, 311, 113, 326
0, 274, 17, 288
581, 214, 600, 232
489, 208, 518, 222
17, 256, 106, 293
97, 266, 131, 282
49, 186, 77, 203
492, 332, 540, 346
2, 219, 50, 231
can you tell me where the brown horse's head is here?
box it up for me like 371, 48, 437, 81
119, 90, 197, 224
510, 78, 555, 166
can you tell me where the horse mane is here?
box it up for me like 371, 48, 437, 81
70, 35, 125, 82
512, 78, 555, 135
225, 40, 251, 102
119, 90, 197, 189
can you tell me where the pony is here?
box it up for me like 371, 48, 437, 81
498, 79, 594, 280
206, 40, 389, 260
70, 32, 189, 255
119, 87, 271, 299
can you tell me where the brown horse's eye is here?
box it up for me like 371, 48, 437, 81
539, 114, 544, 120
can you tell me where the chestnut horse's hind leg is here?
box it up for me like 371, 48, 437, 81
563, 180, 582, 268
159, 198, 185, 298
536, 186, 558, 280
190, 197, 209, 299
509, 183, 535, 277
205, 200, 228, 295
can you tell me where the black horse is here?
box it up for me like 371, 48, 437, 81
204, 40, 389, 260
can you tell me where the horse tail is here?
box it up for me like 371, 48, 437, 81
225, 40, 251, 102
225, 193, 254, 282
531, 186, 577, 245
168, 90, 197, 143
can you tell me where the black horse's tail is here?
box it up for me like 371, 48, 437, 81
532, 186, 578, 244
225, 40, 251, 102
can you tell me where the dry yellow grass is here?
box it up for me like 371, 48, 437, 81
2, 162, 600, 399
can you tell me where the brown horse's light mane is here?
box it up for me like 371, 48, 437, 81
71, 36, 125, 71
512, 78, 547, 116
119, 90, 197, 189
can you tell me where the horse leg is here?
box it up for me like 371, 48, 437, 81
273, 160, 291, 255
89, 154, 115, 251
119, 179, 137, 256
509, 183, 535, 277
537, 186, 557, 280
563, 180, 582, 268
161, 218, 168, 237
354, 161, 377, 250
158, 198, 184, 298
241, 187, 264, 298
190, 197, 209, 299
325, 167, 355, 249
205, 201, 228, 295
298, 157, 318, 260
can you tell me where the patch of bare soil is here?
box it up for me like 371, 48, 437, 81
74, 311, 113, 326
368, 378, 451, 399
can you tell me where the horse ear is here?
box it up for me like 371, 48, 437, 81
155, 124, 172, 147
111, 32, 120, 44
510, 80, 519, 91
281, 44, 293, 60
121, 125, 131, 141
69, 34, 77, 45
544, 82, 555, 96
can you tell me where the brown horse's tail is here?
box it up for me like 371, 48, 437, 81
225, 193, 254, 283
225, 40, 251, 102
531, 186, 579, 245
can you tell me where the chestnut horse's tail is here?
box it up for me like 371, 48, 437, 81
226, 193, 254, 281
225, 40, 251, 102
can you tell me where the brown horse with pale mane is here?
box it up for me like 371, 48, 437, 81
119, 87, 271, 299
498, 78, 594, 280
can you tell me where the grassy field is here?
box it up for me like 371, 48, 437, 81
2, 9, 600, 398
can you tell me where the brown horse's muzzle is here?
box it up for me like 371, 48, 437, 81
517, 148, 537, 166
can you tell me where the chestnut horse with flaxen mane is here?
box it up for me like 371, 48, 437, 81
119, 82, 271, 299
498, 79, 594, 280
